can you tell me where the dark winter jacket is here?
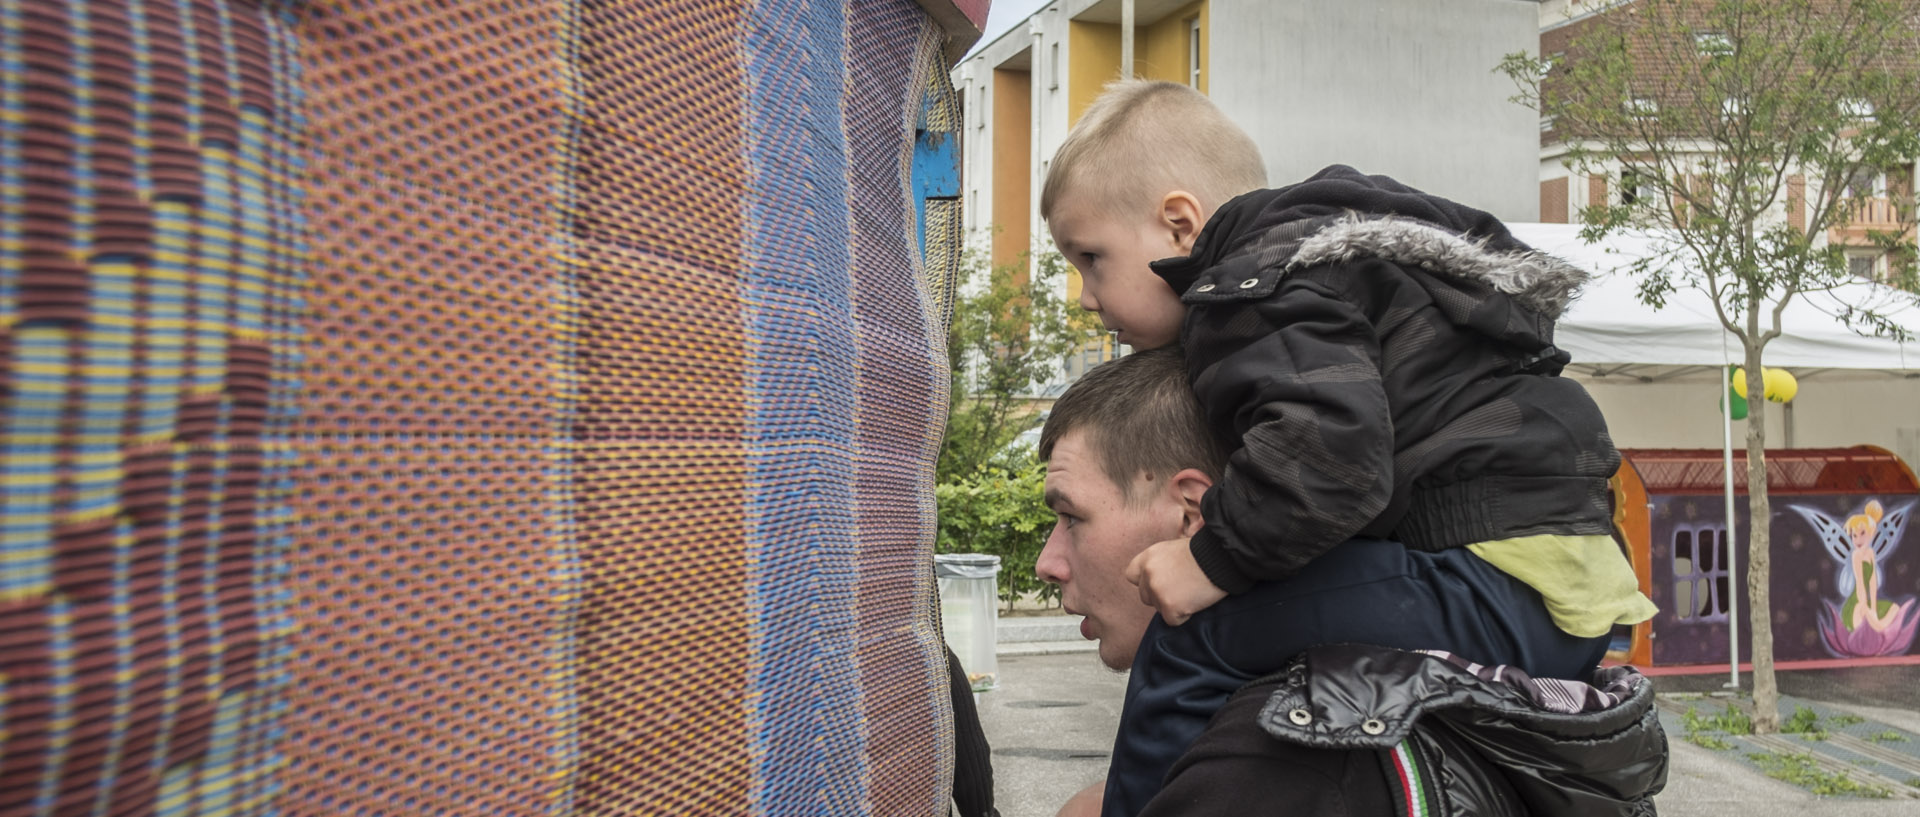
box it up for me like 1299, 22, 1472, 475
1247, 644, 1667, 817
1150, 165, 1621, 593
1103, 538, 1611, 817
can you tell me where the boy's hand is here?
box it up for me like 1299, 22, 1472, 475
1124, 537, 1227, 627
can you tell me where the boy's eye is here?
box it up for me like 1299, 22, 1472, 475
1058, 513, 1081, 529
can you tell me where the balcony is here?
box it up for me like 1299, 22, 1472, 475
1839, 196, 1908, 229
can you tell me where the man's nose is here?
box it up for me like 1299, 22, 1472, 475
1035, 522, 1068, 585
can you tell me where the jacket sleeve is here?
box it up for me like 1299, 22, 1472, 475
1183, 276, 1393, 593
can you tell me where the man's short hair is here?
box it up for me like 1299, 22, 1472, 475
1039, 347, 1224, 499
1040, 80, 1267, 222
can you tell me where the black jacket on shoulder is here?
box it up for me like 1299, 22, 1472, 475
1150, 165, 1620, 593
1253, 644, 1667, 817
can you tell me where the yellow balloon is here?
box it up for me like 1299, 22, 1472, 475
1764, 368, 1798, 403
1731, 367, 1749, 398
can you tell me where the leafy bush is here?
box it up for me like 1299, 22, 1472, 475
1746, 751, 1889, 798
935, 459, 1060, 610
1684, 733, 1735, 751
1782, 706, 1828, 740
1681, 703, 1754, 736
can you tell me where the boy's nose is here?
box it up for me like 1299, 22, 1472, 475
1078, 290, 1099, 312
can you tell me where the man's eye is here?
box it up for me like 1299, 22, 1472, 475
1058, 514, 1080, 529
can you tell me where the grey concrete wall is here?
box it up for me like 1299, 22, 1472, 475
1209, 0, 1539, 222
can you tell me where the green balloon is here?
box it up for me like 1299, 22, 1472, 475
1721, 386, 1748, 420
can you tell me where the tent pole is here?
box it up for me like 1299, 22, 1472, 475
1721, 350, 1741, 690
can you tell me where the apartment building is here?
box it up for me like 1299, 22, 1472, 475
954, 0, 1545, 379
1534, 0, 1919, 282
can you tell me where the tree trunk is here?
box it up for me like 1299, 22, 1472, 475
1742, 335, 1781, 733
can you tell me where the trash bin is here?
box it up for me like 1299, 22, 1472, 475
935, 553, 1001, 691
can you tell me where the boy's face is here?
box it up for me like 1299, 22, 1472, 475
1037, 428, 1188, 671
1048, 189, 1191, 350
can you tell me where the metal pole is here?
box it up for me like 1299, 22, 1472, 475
1121, 0, 1135, 79
1721, 343, 1741, 690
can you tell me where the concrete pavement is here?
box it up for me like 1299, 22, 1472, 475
977, 617, 1920, 817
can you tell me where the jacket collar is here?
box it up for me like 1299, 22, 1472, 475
1152, 179, 1593, 320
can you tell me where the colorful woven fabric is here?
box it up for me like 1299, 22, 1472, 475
0, 1, 973, 814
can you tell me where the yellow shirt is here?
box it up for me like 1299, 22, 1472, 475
1469, 534, 1659, 638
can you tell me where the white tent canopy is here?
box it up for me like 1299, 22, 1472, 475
1510, 223, 1920, 374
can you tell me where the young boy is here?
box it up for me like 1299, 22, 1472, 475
1041, 80, 1657, 816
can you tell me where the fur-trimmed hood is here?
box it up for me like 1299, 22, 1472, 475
1282, 215, 1589, 319
1154, 165, 1592, 320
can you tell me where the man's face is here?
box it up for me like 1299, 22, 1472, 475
1047, 189, 1188, 350
1037, 428, 1188, 670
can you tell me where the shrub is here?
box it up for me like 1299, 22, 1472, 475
935, 459, 1060, 610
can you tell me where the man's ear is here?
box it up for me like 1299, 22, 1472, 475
1166, 467, 1212, 537
1159, 191, 1205, 255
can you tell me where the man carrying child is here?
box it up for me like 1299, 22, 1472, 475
1035, 349, 1667, 816
1036, 80, 1658, 816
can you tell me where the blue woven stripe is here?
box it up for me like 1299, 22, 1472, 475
34, 597, 75, 817
86, 520, 137, 817
257, 24, 307, 808
1, 329, 61, 598
0, 0, 18, 313
543, 1, 585, 810
742, 0, 869, 812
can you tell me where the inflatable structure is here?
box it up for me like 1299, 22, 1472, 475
0, 0, 987, 813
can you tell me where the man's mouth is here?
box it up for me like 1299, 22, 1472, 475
1063, 606, 1093, 640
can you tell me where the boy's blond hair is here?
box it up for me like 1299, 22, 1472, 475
1041, 80, 1267, 222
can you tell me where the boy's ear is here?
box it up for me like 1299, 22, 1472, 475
1166, 467, 1212, 537
1159, 191, 1205, 255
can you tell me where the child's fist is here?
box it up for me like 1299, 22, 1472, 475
1124, 538, 1227, 627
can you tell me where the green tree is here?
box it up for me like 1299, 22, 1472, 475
936, 247, 1102, 607
1502, 0, 1920, 732
938, 248, 1103, 482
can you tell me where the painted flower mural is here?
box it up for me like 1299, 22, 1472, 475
1790, 500, 1919, 658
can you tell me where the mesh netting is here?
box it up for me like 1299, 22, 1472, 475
0, 1, 966, 814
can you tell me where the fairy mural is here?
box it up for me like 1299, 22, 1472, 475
1620, 447, 1920, 668
1790, 500, 1920, 658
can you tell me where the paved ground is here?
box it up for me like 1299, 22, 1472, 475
977, 650, 1920, 817
1655, 663, 1920, 731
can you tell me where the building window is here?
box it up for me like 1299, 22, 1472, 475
1671, 524, 1730, 622
1540, 115, 1555, 133
1695, 31, 1734, 58
1840, 98, 1876, 121
1625, 96, 1659, 119
1844, 166, 1884, 199
1619, 170, 1655, 206
1049, 43, 1060, 90
1187, 17, 1201, 88
1848, 251, 1885, 281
